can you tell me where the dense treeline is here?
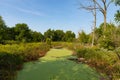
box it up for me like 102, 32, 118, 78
1, 15, 120, 50
0, 16, 75, 44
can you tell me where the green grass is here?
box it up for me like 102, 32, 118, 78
16, 48, 100, 80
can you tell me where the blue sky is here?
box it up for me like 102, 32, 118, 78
0, 0, 119, 35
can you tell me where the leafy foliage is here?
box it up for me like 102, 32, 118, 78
94, 23, 118, 49
31, 31, 44, 42
78, 30, 89, 44
14, 23, 31, 42
112, 0, 120, 5
0, 43, 50, 80
46, 38, 52, 47
76, 47, 120, 79
44, 29, 75, 42
0, 16, 7, 43
0, 52, 23, 80
115, 10, 120, 23
63, 31, 75, 42
0, 43, 50, 61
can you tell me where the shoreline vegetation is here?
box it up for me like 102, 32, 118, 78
0, 42, 120, 80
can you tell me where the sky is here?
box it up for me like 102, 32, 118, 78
0, 0, 119, 36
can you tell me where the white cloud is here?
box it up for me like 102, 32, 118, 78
0, 1, 45, 16
15, 7, 45, 16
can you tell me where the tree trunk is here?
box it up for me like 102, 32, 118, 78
103, 10, 107, 39
92, 12, 96, 47
92, 0, 96, 47
103, 12, 107, 32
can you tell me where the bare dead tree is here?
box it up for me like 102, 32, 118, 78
79, 0, 112, 45
92, 0, 96, 47
79, 0, 97, 47
94, 0, 112, 32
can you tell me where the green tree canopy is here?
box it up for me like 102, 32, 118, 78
64, 31, 75, 42
95, 23, 117, 49
0, 16, 7, 43
112, 0, 120, 5
31, 31, 44, 42
78, 30, 88, 44
44, 29, 55, 41
14, 23, 31, 42
54, 30, 65, 41
115, 10, 120, 23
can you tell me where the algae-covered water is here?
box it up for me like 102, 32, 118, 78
16, 48, 100, 80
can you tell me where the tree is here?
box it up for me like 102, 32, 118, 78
112, 0, 120, 24
14, 23, 31, 42
64, 31, 75, 42
31, 31, 44, 42
44, 29, 65, 41
80, 0, 112, 32
115, 10, 120, 24
79, 0, 97, 46
112, 0, 120, 5
0, 16, 7, 43
54, 30, 65, 41
44, 29, 55, 41
95, 23, 117, 49
78, 30, 89, 44
5, 27, 16, 40
94, 0, 112, 32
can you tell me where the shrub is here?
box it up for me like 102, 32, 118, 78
76, 48, 87, 58
112, 61, 120, 79
114, 47, 120, 59
98, 37, 115, 50
75, 47, 120, 79
46, 38, 52, 47
0, 43, 50, 62
0, 52, 24, 80
0, 43, 50, 80
22, 43, 50, 62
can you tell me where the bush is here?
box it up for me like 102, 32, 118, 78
98, 37, 115, 50
0, 43, 50, 62
75, 47, 120, 79
22, 43, 50, 62
0, 43, 50, 80
76, 48, 87, 58
46, 38, 52, 47
112, 61, 120, 79
115, 47, 120, 59
0, 52, 24, 80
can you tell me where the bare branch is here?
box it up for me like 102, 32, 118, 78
79, 2, 98, 12
94, 1, 104, 13
107, 0, 112, 8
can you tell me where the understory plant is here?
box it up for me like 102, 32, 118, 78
0, 52, 23, 80
0, 42, 50, 80
76, 47, 120, 80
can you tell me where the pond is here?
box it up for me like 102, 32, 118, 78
16, 48, 100, 80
